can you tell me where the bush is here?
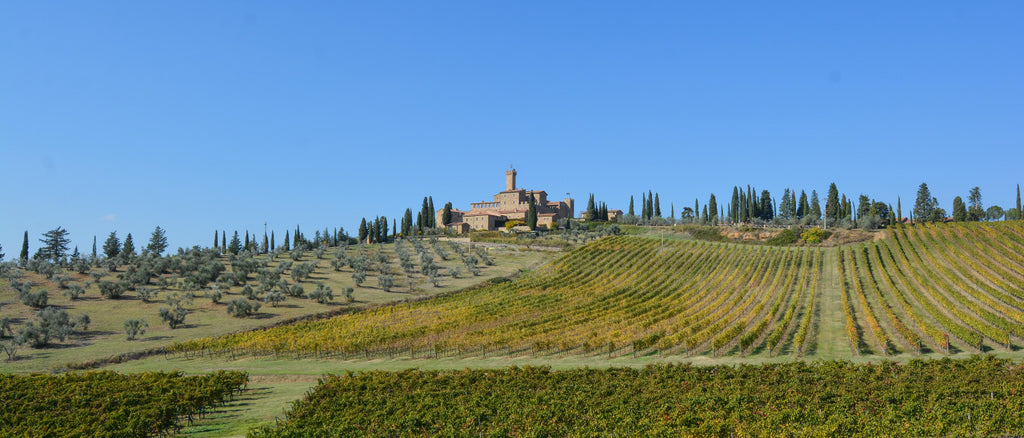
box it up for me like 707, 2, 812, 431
800, 227, 831, 244
159, 305, 188, 329
264, 291, 286, 307
226, 298, 261, 318
98, 281, 126, 299
20, 288, 49, 308
288, 284, 305, 298
766, 229, 799, 246
205, 289, 223, 304
124, 319, 148, 340
307, 283, 333, 304
136, 286, 156, 303
63, 282, 88, 300
343, 287, 355, 303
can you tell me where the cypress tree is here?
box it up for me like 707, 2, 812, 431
953, 196, 967, 222
527, 194, 538, 229
640, 194, 647, 219
654, 193, 661, 218
797, 190, 809, 219
694, 199, 699, 223
628, 196, 635, 216
222, 232, 226, 250
702, 205, 708, 222
428, 196, 436, 228
670, 203, 675, 220
825, 183, 840, 223
708, 194, 718, 222
359, 218, 368, 243
897, 197, 903, 222
647, 190, 654, 220
92, 236, 97, 259
20, 231, 29, 261
121, 233, 136, 260
284, 231, 290, 251
381, 216, 389, 242
731, 187, 740, 223
1017, 184, 1022, 218
441, 202, 453, 227
586, 194, 596, 221
214, 230, 219, 249
244, 232, 250, 249
810, 191, 822, 220
263, 232, 269, 254
271, 231, 275, 251
393, 219, 397, 238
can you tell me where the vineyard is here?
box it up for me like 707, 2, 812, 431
172, 235, 824, 359
838, 221, 1024, 355
0, 370, 247, 436
250, 356, 1024, 437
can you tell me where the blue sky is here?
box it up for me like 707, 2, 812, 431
2, 2, 1022, 254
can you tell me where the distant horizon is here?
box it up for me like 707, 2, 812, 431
2, 2, 1021, 256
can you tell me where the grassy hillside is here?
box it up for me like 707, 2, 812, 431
0, 239, 555, 372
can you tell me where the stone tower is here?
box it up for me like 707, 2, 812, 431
505, 168, 517, 191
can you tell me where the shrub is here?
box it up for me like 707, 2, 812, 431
800, 227, 830, 244
766, 229, 799, 246
63, 282, 88, 300
307, 283, 333, 304
21, 288, 49, 308
124, 319, 148, 340
98, 281, 126, 299
136, 286, 156, 303
342, 287, 355, 303
205, 289, 223, 304
226, 298, 261, 318
288, 284, 305, 298
264, 291, 286, 307
159, 305, 188, 329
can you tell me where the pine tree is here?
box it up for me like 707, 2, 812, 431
810, 190, 822, 220
797, 190, 809, 219
147, 226, 168, 255
39, 227, 71, 264
628, 196, 635, 216
103, 231, 120, 259
121, 233, 136, 260
654, 193, 661, 218
20, 231, 29, 262
227, 231, 241, 255
967, 186, 984, 221
913, 183, 936, 223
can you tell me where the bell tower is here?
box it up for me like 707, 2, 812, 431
505, 167, 517, 191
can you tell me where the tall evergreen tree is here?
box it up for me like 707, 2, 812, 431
20, 231, 29, 262
38, 227, 71, 264
760, 190, 774, 221
121, 233, 136, 260
1017, 184, 1022, 218
731, 186, 740, 223
0, 243, 4, 261
271, 231, 275, 251
670, 203, 675, 220
359, 218, 368, 243
913, 183, 936, 223
92, 236, 97, 259
967, 186, 984, 221
952, 196, 967, 222
708, 194, 718, 222
694, 199, 699, 223
222, 232, 226, 250
628, 196, 635, 216
244, 232, 250, 250
647, 190, 654, 220
427, 196, 436, 228
897, 197, 903, 222
797, 190, 809, 219
103, 231, 120, 259
284, 231, 290, 251
227, 231, 241, 255
810, 190, 822, 220
262, 231, 269, 254
441, 202, 453, 227
214, 230, 219, 249
585, 194, 597, 221
147, 226, 168, 255
403, 208, 414, 236
392, 219, 397, 238
825, 183, 841, 224
527, 194, 538, 229
701, 205, 708, 222
654, 193, 661, 218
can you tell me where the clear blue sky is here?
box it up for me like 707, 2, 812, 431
2, 2, 1022, 254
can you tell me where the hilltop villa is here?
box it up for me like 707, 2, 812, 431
438, 168, 575, 232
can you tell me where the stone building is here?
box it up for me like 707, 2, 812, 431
438, 168, 574, 231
